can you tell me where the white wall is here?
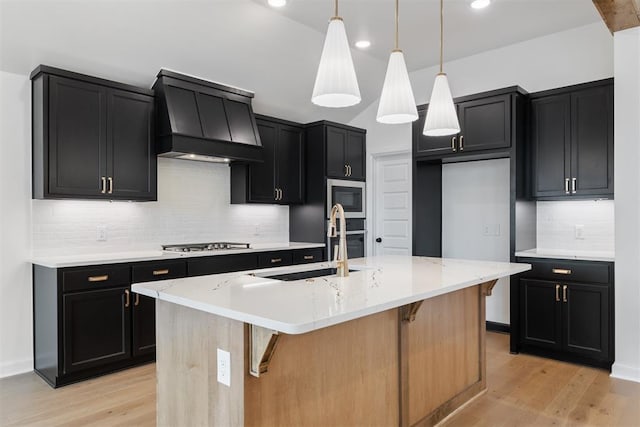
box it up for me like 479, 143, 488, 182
612, 27, 640, 383
442, 159, 511, 324
351, 22, 614, 324
537, 200, 615, 252
0, 72, 33, 377
0, 70, 289, 378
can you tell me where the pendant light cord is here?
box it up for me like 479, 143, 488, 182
335, 0, 338, 17
395, 0, 399, 50
439, 0, 444, 73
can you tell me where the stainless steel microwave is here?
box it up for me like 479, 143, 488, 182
327, 179, 366, 219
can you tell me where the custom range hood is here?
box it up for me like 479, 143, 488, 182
153, 69, 263, 163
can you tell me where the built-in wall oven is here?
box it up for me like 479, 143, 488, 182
327, 179, 365, 219
328, 218, 366, 260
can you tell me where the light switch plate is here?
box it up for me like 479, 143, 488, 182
575, 224, 585, 240
217, 348, 231, 387
96, 225, 107, 241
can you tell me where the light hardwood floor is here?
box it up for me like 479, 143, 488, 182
1, 333, 639, 426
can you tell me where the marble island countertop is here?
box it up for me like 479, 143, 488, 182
30, 242, 326, 268
132, 255, 530, 335
514, 248, 615, 262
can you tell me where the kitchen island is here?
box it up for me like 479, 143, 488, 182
133, 255, 530, 426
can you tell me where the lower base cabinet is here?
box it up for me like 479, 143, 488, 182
513, 258, 613, 369
33, 246, 325, 387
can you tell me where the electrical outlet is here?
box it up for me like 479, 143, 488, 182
482, 224, 500, 237
96, 225, 107, 241
575, 224, 585, 240
217, 348, 231, 387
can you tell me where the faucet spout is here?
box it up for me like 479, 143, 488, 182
328, 203, 349, 277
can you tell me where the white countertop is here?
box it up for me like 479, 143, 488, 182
515, 248, 615, 262
132, 255, 530, 335
30, 242, 326, 268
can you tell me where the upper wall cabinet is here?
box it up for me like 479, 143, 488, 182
31, 66, 156, 201
414, 89, 523, 159
307, 122, 366, 181
231, 115, 304, 204
531, 79, 613, 199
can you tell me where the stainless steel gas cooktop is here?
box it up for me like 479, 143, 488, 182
162, 242, 251, 252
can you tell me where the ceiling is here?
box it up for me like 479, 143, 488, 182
255, 0, 602, 72
0, 0, 602, 124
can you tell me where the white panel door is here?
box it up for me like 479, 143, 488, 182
373, 154, 412, 256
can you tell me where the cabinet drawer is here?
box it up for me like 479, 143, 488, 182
132, 261, 186, 283
258, 251, 293, 268
517, 258, 611, 285
188, 254, 258, 277
292, 248, 324, 264
63, 265, 130, 293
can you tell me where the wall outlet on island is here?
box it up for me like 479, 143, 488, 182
96, 225, 107, 241
217, 348, 231, 387
575, 224, 585, 240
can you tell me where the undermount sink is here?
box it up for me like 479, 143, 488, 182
262, 268, 358, 282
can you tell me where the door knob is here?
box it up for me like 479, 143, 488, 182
375, 237, 382, 243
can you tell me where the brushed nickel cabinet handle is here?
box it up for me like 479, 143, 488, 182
153, 269, 169, 276
271, 258, 282, 263
562, 285, 568, 303
124, 289, 130, 308
459, 135, 464, 151
279, 188, 283, 201
348, 165, 352, 176
571, 177, 577, 194
552, 268, 572, 275
451, 136, 457, 152
108, 177, 113, 194
303, 255, 314, 260
88, 275, 109, 282
555, 284, 560, 302
134, 293, 140, 306
345, 165, 349, 176
101, 177, 107, 194
565, 178, 570, 194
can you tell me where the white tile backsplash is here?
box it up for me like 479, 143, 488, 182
32, 158, 289, 256
536, 200, 614, 252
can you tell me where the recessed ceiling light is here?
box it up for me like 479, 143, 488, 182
268, 0, 286, 7
354, 40, 371, 49
470, 0, 490, 9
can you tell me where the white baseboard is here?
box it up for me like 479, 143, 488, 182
0, 358, 33, 379
611, 362, 640, 383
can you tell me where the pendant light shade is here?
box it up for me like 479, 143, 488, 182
423, 0, 460, 136
423, 73, 459, 136
377, 51, 417, 124
312, 17, 361, 108
376, 0, 417, 124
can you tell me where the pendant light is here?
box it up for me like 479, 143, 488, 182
423, 0, 460, 136
312, 0, 361, 108
376, 0, 418, 124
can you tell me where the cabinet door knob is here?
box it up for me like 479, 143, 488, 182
375, 237, 382, 243
459, 135, 464, 151
124, 289, 130, 308
565, 178, 570, 194
451, 136, 457, 152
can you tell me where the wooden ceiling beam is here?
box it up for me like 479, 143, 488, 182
592, 0, 640, 33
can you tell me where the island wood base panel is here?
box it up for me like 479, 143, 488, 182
156, 283, 492, 426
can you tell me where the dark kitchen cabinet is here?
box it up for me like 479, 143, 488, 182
231, 115, 304, 204
513, 258, 613, 369
324, 125, 366, 180
132, 294, 156, 357
531, 79, 613, 199
31, 65, 156, 201
414, 90, 519, 158
63, 287, 131, 374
